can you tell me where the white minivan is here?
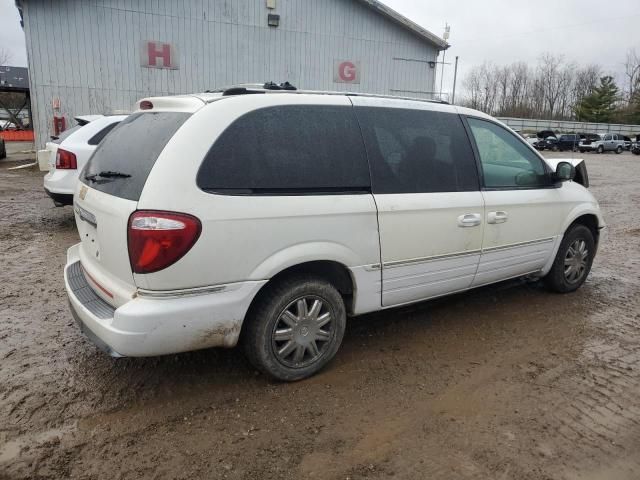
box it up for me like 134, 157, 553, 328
65, 85, 605, 381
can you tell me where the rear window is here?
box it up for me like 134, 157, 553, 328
82, 112, 191, 201
196, 105, 370, 194
52, 124, 83, 144
87, 121, 121, 145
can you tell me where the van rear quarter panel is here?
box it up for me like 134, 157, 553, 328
135, 94, 381, 292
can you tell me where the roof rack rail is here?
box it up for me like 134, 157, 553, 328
212, 81, 298, 96
263, 81, 297, 91
221, 87, 265, 96
205, 83, 449, 105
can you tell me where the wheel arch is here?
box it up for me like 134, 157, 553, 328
562, 210, 603, 248
541, 209, 603, 277
245, 260, 358, 325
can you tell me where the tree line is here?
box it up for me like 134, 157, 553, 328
461, 49, 640, 125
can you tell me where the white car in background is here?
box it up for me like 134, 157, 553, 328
524, 134, 540, 148
43, 115, 126, 206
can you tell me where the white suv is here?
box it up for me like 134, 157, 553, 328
64, 86, 605, 381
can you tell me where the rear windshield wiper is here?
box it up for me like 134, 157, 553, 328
85, 170, 131, 182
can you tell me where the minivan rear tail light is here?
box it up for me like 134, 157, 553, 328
55, 148, 77, 169
127, 211, 201, 274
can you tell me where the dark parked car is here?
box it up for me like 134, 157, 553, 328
541, 133, 581, 152
537, 129, 556, 139
622, 136, 632, 150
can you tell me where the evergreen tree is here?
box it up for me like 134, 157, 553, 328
575, 76, 619, 122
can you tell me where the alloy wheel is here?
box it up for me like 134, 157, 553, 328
271, 296, 334, 368
564, 238, 589, 284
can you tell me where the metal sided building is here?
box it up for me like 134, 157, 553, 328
16, 0, 448, 148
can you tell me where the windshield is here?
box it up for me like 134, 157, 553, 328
81, 112, 191, 201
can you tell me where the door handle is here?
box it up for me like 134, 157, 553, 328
488, 211, 508, 224
457, 213, 482, 227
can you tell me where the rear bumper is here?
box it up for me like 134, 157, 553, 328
64, 243, 266, 357
44, 188, 73, 206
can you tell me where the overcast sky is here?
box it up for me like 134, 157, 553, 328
1, 0, 639, 97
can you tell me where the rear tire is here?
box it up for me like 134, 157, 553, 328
242, 275, 346, 381
615, 146, 623, 154
544, 224, 595, 293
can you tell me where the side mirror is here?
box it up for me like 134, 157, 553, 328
554, 161, 575, 182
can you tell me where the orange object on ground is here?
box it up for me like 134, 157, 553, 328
0, 131, 35, 141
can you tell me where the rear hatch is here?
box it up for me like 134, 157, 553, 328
74, 110, 194, 307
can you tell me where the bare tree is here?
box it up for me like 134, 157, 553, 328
496, 65, 511, 114
462, 66, 482, 110
557, 64, 576, 119
507, 62, 530, 116
460, 56, 614, 122
538, 53, 567, 119
624, 48, 640, 104
0, 48, 12, 66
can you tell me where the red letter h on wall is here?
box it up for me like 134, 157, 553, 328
147, 42, 172, 68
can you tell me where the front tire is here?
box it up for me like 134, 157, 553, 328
544, 224, 595, 293
242, 275, 346, 381
597, 145, 604, 154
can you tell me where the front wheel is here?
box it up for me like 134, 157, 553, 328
597, 145, 604, 154
544, 224, 595, 293
242, 276, 346, 381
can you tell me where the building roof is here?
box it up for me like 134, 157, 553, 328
357, 0, 449, 50
15, 0, 447, 50
0, 66, 29, 92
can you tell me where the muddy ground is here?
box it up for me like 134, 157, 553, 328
1, 151, 639, 480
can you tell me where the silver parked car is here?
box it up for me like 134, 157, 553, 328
579, 133, 626, 154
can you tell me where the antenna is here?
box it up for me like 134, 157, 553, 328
439, 23, 450, 100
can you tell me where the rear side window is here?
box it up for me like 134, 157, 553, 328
197, 105, 370, 194
82, 112, 191, 201
87, 121, 120, 145
355, 107, 478, 194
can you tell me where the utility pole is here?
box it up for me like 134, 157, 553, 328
451, 56, 459, 104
